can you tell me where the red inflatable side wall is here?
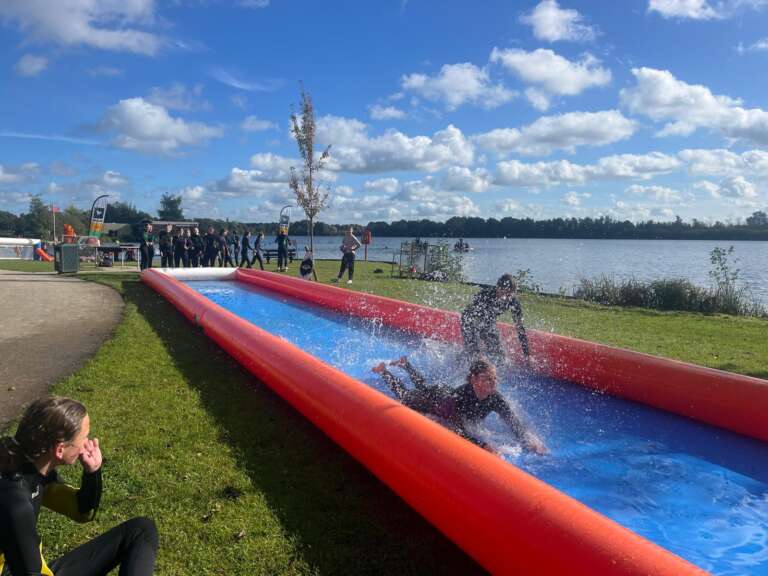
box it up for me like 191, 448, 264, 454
142, 269, 706, 575
235, 269, 768, 443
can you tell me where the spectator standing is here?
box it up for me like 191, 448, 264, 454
275, 228, 290, 272
174, 228, 190, 268
139, 222, 155, 271
251, 231, 265, 270
202, 226, 218, 267
332, 226, 361, 284
240, 230, 252, 268
158, 224, 174, 268
189, 227, 203, 267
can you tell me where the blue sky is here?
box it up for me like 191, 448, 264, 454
2, 0, 768, 224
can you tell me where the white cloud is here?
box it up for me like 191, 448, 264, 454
621, 67, 768, 146
369, 104, 407, 120
210, 69, 282, 92
15, 54, 47, 77
441, 167, 492, 193
611, 200, 676, 221
241, 115, 277, 132
678, 148, 768, 178
625, 184, 688, 203
400, 63, 516, 110
520, 0, 598, 42
0, 0, 163, 55
648, 0, 768, 19
100, 97, 223, 155
364, 177, 400, 194
563, 191, 591, 206
495, 199, 522, 213
147, 83, 209, 111
490, 48, 610, 109
316, 115, 475, 173
695, 176, 762, 207
474, 110, 635, 156
0, 162, 39, 184
494, 152, 681, 187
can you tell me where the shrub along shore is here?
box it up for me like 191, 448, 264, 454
1, 260, 766, 574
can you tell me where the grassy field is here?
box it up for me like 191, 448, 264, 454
2, 260, 767, 575
0, 259, 55, 272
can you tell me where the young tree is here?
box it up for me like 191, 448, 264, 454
289, 87, 331, 267
158, 193, 184, 221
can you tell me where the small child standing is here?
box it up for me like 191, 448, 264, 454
299, 247, 314, 280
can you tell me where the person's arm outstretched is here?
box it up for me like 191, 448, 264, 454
389, 356, 427, 389
494, 397, 547, 454
510, 299, 530, 359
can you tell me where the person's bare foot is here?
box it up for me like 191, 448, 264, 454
389, 356, 408, 367
372, 362, 386, 374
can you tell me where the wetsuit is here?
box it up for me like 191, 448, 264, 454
202, 233, 218, 267
379, 365, 525, 449
229, 234, 240, 266
251, 236, 264, 270
0, 463, 157, 575
239, 236, 252, 268
460, 286, 529, 364
189, 233, 204, 267
158, 231, 174, 268
299, 255, 313, 279
337, 234, 361, 281
275, 233, 289, 270
217, 234, 234, 267
173, 235, 189, 268
139, 231, 155, 271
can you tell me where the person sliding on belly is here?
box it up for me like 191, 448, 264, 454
461, 273, 530, 368
372, 356, 546, 455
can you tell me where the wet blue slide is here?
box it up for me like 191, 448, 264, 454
190, 279, 768, 575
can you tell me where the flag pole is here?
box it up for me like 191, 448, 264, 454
51, 203, 56, 243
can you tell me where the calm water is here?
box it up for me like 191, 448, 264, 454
190, 279, 768, 575
286, 236, 768, 303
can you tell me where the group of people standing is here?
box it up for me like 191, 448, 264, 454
139, 223, 268, 272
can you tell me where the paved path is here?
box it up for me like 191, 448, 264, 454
0, 271, 123, 428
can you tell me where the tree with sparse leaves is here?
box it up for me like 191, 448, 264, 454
289, 87, 331, 266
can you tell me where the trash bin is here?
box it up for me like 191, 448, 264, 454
54, 243, 79, 273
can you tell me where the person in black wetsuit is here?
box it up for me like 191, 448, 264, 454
158, 224, 174, 268
216, 229, 235, 268
250, 231, 265, 270
202, 226, 218, 267
372, 356, 546, 455
274, 229, 290, 272
299, 247, 314, 280
189, 227, 203, 267
139, 222, 155, 271
239, 230, 252, 268
173, 228, 190, 268
228, 230, 240, 267
461, 273, 530, 367
0, 396, 158, 575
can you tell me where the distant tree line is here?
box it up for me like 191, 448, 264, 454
365, 213, 768, 240
4, 194, 768, 241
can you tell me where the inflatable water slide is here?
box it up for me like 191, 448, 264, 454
143, 267, 768, 575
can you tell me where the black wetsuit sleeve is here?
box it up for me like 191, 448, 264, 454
490, 394, 526, 440
401, 361, 427, 390
0, 491, 44, 575
379, 369, 407, 399
42, 469, 102, 523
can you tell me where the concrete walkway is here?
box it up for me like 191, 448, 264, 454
0, 271, 123, 428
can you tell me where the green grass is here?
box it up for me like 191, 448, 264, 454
8, 259, 768, 575
0, 260, 55, 272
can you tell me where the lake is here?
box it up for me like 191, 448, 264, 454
285, 236, 768, 304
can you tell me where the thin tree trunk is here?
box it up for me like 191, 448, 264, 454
309, 216, 318, 281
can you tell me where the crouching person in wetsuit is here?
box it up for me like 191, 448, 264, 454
0, 396, 158, 575
461, 273, 530, 367
372, 357, 546, 455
